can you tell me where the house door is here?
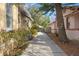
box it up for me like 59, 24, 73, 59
6, 3, 13, 32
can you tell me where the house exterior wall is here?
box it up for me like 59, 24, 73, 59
0, 4, 19, 31
49, 21, 58, 33
66, 30, 79, 40
12, 4, 32, 31
0, 4, 6, 31
50, 8, 79, 40
18, 12, 21, 29
12, 4, 19, 30
0, 3, 32, 32
65, 13, 79, 40
49, 23, 55, 33
64, 15, 79, 40
75, 14, 79, 29
67, 16, 75, 29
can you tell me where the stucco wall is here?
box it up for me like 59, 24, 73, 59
50, 9, 79, 40
0, 4, 6, 31
66, 14, 79, 40
64, 16, 75, 29
66, 30, 79, 40
64, 15, 79, 40
75, 14, 79, 29
12, 5, 18, 30
50, 22, 58, 33
49, 23, 56, 33
68, 16, 75, 29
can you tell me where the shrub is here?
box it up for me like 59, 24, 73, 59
0, 30, 29, 56
30, 29, 37, 36
30, 24, 38, 36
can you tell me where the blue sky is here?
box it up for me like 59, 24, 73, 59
26, 3, 79, 22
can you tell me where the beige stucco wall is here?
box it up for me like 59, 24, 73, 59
49, 23, 55, 33
64, 9, 79, 40
65, 16, 79, 40
49, 22, 58, 33
74, 14, 79, 29
64, 16, 75, 29
66, 30, 79, 40
12, 4, 19, 30
0, 4, 6, 31
63, 9, 76, 29
18, 12, 22, 29
68, 16, 75, 29
50, 8, 79, 40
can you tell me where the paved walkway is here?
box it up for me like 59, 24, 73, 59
21, 32, 67, 56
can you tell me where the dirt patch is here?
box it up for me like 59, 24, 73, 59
47, 33, 79, 56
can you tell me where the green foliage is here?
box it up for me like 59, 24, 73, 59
29, 24, 38, 36
38, 15, 50, 28
39, 3, 55, 15
29, 7, 43, 24
30, 29, 37, 36
0, 30, 29, 56
29, 7, 50, 28
31, 24, 38, 29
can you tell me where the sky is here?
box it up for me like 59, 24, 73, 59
26, 3, 79, 23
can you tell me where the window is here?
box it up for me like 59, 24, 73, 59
6, 3, 13, 31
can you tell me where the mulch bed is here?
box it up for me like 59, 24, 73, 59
47, 32, 79, 56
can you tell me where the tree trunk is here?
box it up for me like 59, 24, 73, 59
55, 3, 69, 43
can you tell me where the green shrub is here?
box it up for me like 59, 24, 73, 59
29, 24, 38, 36
30, 29, 37, 36
31, 24, 38, 29
0, 29, 29, 56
